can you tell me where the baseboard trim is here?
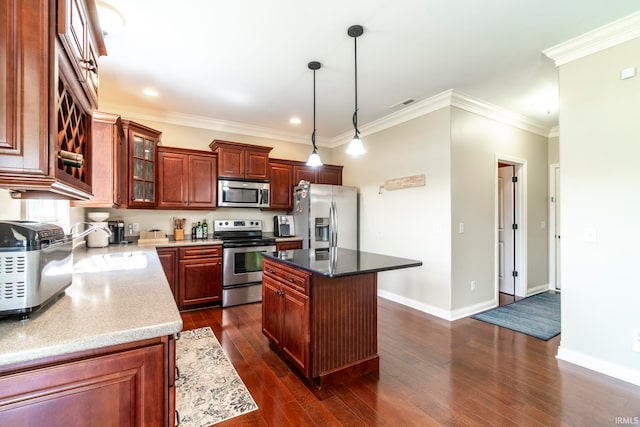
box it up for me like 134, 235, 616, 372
377, 290, 495, 321
527, 284, 550, 295
556, 346, 640, 387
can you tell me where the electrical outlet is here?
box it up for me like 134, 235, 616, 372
633, 328, 640, 353
133, 223, 140, 232
471, 280, 476, 291
459, 222, 465, 233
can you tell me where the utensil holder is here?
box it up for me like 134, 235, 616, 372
174, 228, 184, 241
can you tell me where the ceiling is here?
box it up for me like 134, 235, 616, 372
98, 1, 640, 146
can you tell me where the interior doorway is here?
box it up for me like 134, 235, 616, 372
549, 164, 561, 290
496, 156, 527, 303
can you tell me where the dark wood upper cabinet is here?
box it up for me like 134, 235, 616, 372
268, 159, 343, 211
268, 161, 294, 211
209, 140, 272, 180
122, 120, 161, 209
72, 111, 127, 207
0, 0, 106, 200
157, 146, 217, 210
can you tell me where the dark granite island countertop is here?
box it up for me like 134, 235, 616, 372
261, 248, 421, 388
263, 247, 422, 277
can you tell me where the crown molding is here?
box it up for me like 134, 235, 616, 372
102, 89, 551, 152
544, 11, 640, 66
98, 101, 325, 146
450, 91, 551, 137
549, 126, 560, 138
327, 90, 454, 147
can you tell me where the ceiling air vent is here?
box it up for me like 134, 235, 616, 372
389, 98, 415, 109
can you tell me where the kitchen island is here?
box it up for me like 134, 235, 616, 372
0, 244, 182, 426
261, 248, 422, 387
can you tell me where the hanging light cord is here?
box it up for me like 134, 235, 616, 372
352, 35, 360, 138
312, 67, 317, 150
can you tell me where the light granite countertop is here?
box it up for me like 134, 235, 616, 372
0, 244, 183, 367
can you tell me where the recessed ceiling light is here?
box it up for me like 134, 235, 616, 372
290, 117, 301, 125
143, 88, 159, 97
96, 0, 125, 37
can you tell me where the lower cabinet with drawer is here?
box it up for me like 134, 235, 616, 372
262, 258, 310, 376
275, 239, 303, 251
0, 336, 175, 427
177, 245, 223, 309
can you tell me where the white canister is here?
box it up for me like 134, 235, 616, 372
86, 221, 109, 248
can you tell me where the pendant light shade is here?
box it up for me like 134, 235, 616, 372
346, 24, 365, 156
306, 61, 323, 167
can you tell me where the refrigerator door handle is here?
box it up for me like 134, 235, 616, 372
330, 201, 338, 247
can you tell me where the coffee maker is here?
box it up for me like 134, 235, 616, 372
273, 215, 295, 237
107, 220, 125, 244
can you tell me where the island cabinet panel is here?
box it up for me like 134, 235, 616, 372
309, 273, 378, 380
262, 257, 379, 387
0, 336, 174, 427
262, 259, 310, 377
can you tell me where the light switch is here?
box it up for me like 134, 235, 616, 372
459, 222, 464, 233
621, 67, 636, 80
584, 227, 597, 243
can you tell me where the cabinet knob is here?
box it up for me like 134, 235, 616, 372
286, 277, 295, 283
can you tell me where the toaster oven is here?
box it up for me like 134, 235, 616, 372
0, 221, 73, 319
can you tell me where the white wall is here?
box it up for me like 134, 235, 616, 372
0, 190, 22, 220
450, 108, 549, 311
332, 108, 452, 314
556, 37, 640, 384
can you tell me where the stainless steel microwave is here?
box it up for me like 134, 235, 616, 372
218, 179, 270, 208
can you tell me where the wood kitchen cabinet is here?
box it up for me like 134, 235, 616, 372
268, 160, 294, 210
262, 258, 310, 376
72, 111, 128, 207
157, 147, 217, 209
276, 240, 303, 251
157, 247, 178, 297
177, 245, 222, 309
0, 336, 175, 427
122, 120, 162, 208
209, 140, 272, 180
0, 0, 106, 200
293, 163, 343, 186
268, 159, 343, 211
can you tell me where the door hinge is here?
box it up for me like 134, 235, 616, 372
512, 223, 518, 230
512, 271, 519, 277
511, 176, 518, 183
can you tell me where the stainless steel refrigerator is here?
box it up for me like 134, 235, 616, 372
292, 184, 358, 253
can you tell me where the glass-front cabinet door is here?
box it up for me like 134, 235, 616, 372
123, 121, 162, 208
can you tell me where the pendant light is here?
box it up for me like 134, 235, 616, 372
346, 24, 366, 156
306, 61, 323, 167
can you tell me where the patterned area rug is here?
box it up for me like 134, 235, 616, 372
176, 327, 258, 426
472, 292, 561, 340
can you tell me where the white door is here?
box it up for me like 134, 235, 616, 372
498, 165, 515, 294
554, 166, 561, 290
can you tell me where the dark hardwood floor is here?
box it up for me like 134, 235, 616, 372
181, 297, 640, 426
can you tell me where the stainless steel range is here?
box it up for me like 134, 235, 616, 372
214, 219, 276, 307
